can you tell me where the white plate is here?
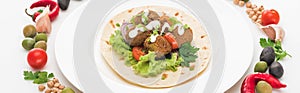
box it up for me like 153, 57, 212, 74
73, 0, 225, 93
209, 0, 254, 92
55, 0, 253, 93
54, 2, 87, 91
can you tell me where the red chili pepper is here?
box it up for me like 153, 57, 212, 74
241, 73, 287, 93
25, 0, 59, 22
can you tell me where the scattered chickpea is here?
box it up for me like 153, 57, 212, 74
251, 15, 258, 21
251, 5, 257, 9
256, 19, 262, 24
53, 78, 59, 83
246, 8, 252, 14
54, 83, 61, 88
258, 15, 262, 19
259, 6, 264, 11
253, 8, 259, 12
249, 11, 255, 18
52, 88, 59, 93
45, 89, 52, 93
246, 2, 252, 8
58, 85, 65, 90
233, 0, 239, 5
256, 11, 262, 15
47, 81, 54, 88
239, 1, 245, 7
38, 85, 46, 91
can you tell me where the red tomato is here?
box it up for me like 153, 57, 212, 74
164, 33, 179, 49
27, 48, 47, 69
261, 9, 280, 26
132, 47, 145, 61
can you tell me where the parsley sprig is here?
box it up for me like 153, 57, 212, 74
23, 71, 54, 84
179, 43, 200, 67
260, 38, 291, 61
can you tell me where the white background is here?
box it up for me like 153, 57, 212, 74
0, 0, 299, 93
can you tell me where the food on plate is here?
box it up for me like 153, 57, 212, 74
25, 0, 59, 22
259, 47, 275, 66
260, 38, 291, 61
100, 6, 211, 87
34, 41, 47, 51
58, 0, 70, 10
241, 73, 286, 93
269, 62, 284, 78
256, 81, 272, 93
22, 38, 36, 50
27, 48, 47, 69
254, 61, 268, 73
35, 33, 48, 42
23, 25, 37, 38
261, 9, 280, 26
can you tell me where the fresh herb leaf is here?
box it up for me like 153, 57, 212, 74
116, 23, 120, 27
179, 43, 200, 67
23, 71, 55, 84
259, 38, 291, 61
48, 73, 54, 78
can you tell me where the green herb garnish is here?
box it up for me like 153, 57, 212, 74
24, 71, 54, 84
184, 24, 189, 30
179, 43, 200, 67
260, 38, 291, 61
116, 23, 120, 27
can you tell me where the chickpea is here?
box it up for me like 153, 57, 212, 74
53, 78, 59, 83
233, 0, 239, 5
246, 8, 252, 14
52, 88, 59, 93
246, 2, 252, 8
47, 81, 54, 88
259, 6, 264, 11
257, 11, 262, 15
251, 4, 257, 9
258, 15, 262, 19
256, 19, 262, 24
251, 15, 258, 21
45, 89, 52, 93
253, 8, 260, 12
38, 85, 46, 91
249, 11, 255, 18
58, 85, 65, 90
54, 83, 61, 88
239, 1, 245, 7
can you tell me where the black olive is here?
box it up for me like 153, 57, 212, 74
260, 47, 275, 66
58, 0, 70, 10
269, 62, 284, 78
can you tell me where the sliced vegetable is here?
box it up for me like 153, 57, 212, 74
23, 71, 54, 84
132, 47, 145, 61
27, 48, 47, 69
164, 33, 179, 49
179, 43, 200, 67
261, 9, 280, 26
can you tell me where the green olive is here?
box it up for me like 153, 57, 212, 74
23, 25, 36, 38
62, 87, 75, 93
35, 33, 48, 42
22, 38, 35, 50
34, 41, 47, 51
254, 61, 268, 73
256, 81, 272, 93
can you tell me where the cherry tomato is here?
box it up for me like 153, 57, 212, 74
132, 47, 145, 61
27, 48, 47, 69
261, 9, 280, 26
164, 33, 179, 49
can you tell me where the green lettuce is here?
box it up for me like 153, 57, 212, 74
109, 30, 137, 66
